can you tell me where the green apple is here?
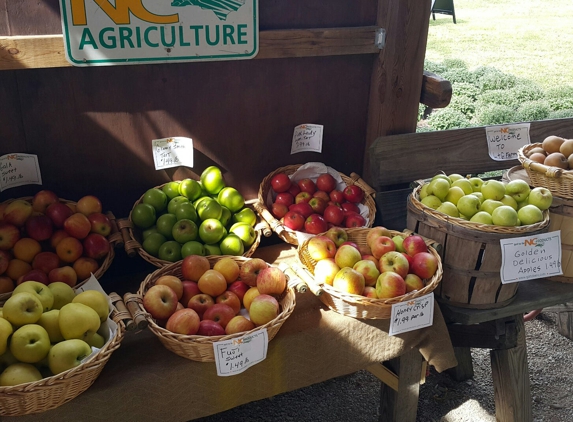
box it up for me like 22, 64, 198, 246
13, 281, 54, 313
179, 178, 203, 201
48, 339, 93, 375
0, 363, 43, 386
142, 226, 159, 240
204, 243, 222, 256
421, 195, 442, 210
470, 211, 493, 225
158, 240, 182, 262
162, 181, 182, 200
480, 199, 504, 215
10, 324, 51, 363
200, 166, 226, 195
37, 309, 64, 343
173, 201, 198, 223
167, 196, 190, 215
451, 179, 474, 195
505, 179, 531, 203
419, 184, 430, 200
142, 232, 167, 257
492, 205, 518, 226
199, 218, 226, 244
142, 188, 168, 213
73, 290, 110, 323
217, 187, 245, 213
193, 195, 211, 210
481, 180, 506, 201
156, 213, 178, 239
437, 201, 459, 217
230, 222, 257, 247
528, 187, 553, 211
219, 234, 245, 256
172, 219, 198, 244
88, 332, 106, 349
392, 235, 405, 253
219, 206, 232, 227
3, 292, 43, 326
131, 203, 157, 229
0, 317, 13, 355
427, 178, 450, 201
470, 192, 484, 204
431, 174, 451, 183
48, 282, 76, 311
457, 195, 481, 218
59, 302, 101, 342
501, 195, 518, 210
518, 204, 544, 225
468, 177, 484, 192
448, 173, 464, 183
181, 241, 206, 257
232, 207, 257, 227
196, 197, 223, 221
445, 186, 465, 205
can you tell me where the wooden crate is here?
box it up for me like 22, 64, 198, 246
547, 196, 573, 283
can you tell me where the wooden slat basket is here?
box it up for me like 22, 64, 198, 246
0, 297, 127, 416
135, 256, 296, 362
518, 143, 573, 199
407, 184, 550, 309
123, 183, 269, 267
298, 227, 443, 319
255, 164, 377, 246
0, 196, 119, 304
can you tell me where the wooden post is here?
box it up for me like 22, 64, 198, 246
446, 347, 474, 381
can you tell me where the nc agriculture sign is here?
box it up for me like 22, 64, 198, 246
59, 0, 259, 66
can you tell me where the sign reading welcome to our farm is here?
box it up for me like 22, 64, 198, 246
59, 0, 259, 66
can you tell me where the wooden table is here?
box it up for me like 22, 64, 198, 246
438, 278, 573, 422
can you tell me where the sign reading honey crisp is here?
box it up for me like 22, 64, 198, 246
59, 0, 259, 66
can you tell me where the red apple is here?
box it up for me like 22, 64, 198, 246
402, 253, 414, 270
143, 284, 179, 320
50, 229, 70, 249
366, 227, 392, 249
239, 258, 268, 287
32, 251, 61, 274
166, 308, 200, 335
17, 269, 49, 286
403, 235, 429, 257
353, 259, 380, 287
323, 227, 348, 248
312, 190, 331, 202
0, 275, 14, 294
379, 251, 410, 278
376, 271, 406, 299
304, 214, 328, 234
339, 241, 359, 250
88, 212, 112, 237
329, 190, 345, 203
155, 275, 184, 301
181, 255, 210, 282
271, 202, 289, 219
228, 280, 249, 303
256, 266, 287, 296
180, 281, 201, 307
197, 319, 225, 336
3, 200, 33, 227
313, 258, 340, 286
404, 273, 425, 293
0, 223, 20, 250
63, 213, 91, 239
31, 190, 59, 213
187, 293, 215, 318
76, 195, 102, 216
334, 244, 362, 269
343, 185, 364, 203
45, 202, 74, 228
308, 197, 327, 215
216, 290, 241, 315
197, 269, 227, 297
307, 235, 337, 260
275, 193, 294, 207
297, 178, 316, 194
248, 294, 279, 326
289, 202, 313, 219
0, 250, 10, 275
323, 205, 344, 226
202, 303, 235, 328
48, 266, 78, 287
282, 211, 305, 231
25, 215, 53, 242
370, 236, 396, 260
345, 213, 366, 228
411, 252, 439, 279
361, 254, 380, 270
72, 257, 99, 281
294, 191, 312, 204
287, 183, 301, 198
82, 233, 110, 260
341, 202, 360, 215
225, 315, 256, 335
332, 267, 365, 295
55, 236, 83, 263
316, 173, 337, 193
363, 286, 378, 298
270, 173, 291, 193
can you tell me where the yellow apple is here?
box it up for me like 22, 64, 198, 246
13, 281, 54, 312
10, 324, 51, 363
3, 292, 43, 326
0, 317, 13, 355
72, 290, 110, 323
59, 303, 101, 342
87, 332, 106, 349
48, 282, 76, 310
0, 363, 43, 386
48, 339, 93, 375
37, 309, 64, 343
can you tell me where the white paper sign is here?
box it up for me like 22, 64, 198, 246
389, 294, 434, 336
214, 328, 268, 376
291, 124, 323, 154
0, 153, 42, 191
485, 123, 530, 161
152, 137, 194, 170
500, 230, 562, 284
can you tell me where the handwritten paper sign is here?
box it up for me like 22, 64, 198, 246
0, 153, 42, 192
500, 230, 562, 284
485, 123, 530, 161
214, 329, 268, 376
389, 294, 434, 336
291, 124, 323, 154
152, 137, 194, 170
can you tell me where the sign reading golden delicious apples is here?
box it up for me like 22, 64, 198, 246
59, 0, 259, 66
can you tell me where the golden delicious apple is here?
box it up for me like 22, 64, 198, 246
0, 363, 43, 386
48, 339, 93, 375
72, 290, 109, 323
59, 303, 101, 342
0, 317, 13, 355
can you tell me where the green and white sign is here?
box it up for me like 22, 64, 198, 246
59, 0, 258, 66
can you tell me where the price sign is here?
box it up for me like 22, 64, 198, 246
389, 294, 434, 336
152, 137, 194, 170
485, 123, 530, 161
214, 329, 268, 376
291, 124, 323, 154
500, 230, 562, 283
0, 153, 42, 191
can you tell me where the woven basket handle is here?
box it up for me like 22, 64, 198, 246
116, 218, 139, 258
108, 292, 134, 330
523, 160, 564, 179
106, 211, 124, 249
253, 200, 287, 237
278, 263, 308, 293
349, 172, 376, 198
123, 292, 149, 330
290, 263, 324, 297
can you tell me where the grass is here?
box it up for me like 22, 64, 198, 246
426, 0, 573, 90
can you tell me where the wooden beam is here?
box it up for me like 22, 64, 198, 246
0, 27, 380, 70
421, 70, 452, 109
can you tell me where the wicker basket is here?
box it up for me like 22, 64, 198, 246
298, 227, 443, 319
0, 197, 118, 303
255, 164, 377, 246
136, 256, 296, 362
125, 184, 268, 267
0, 300, 126, 416
518, 143, 573, 199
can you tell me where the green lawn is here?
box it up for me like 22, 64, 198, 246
426, 0, 573, 89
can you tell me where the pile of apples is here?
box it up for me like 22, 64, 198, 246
307, 226, 439, 299
526, 135, 573, 170
132, 166, 258, 262
0, 280, 109, 386
419, 173, 553, 226
142, 255, 287, 336
269, 171, 367, 234
0, 191, 113, 295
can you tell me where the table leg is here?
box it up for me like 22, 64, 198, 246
446, 346, 474, 381
379, 348, 423, 422
490, 314, 532, 422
